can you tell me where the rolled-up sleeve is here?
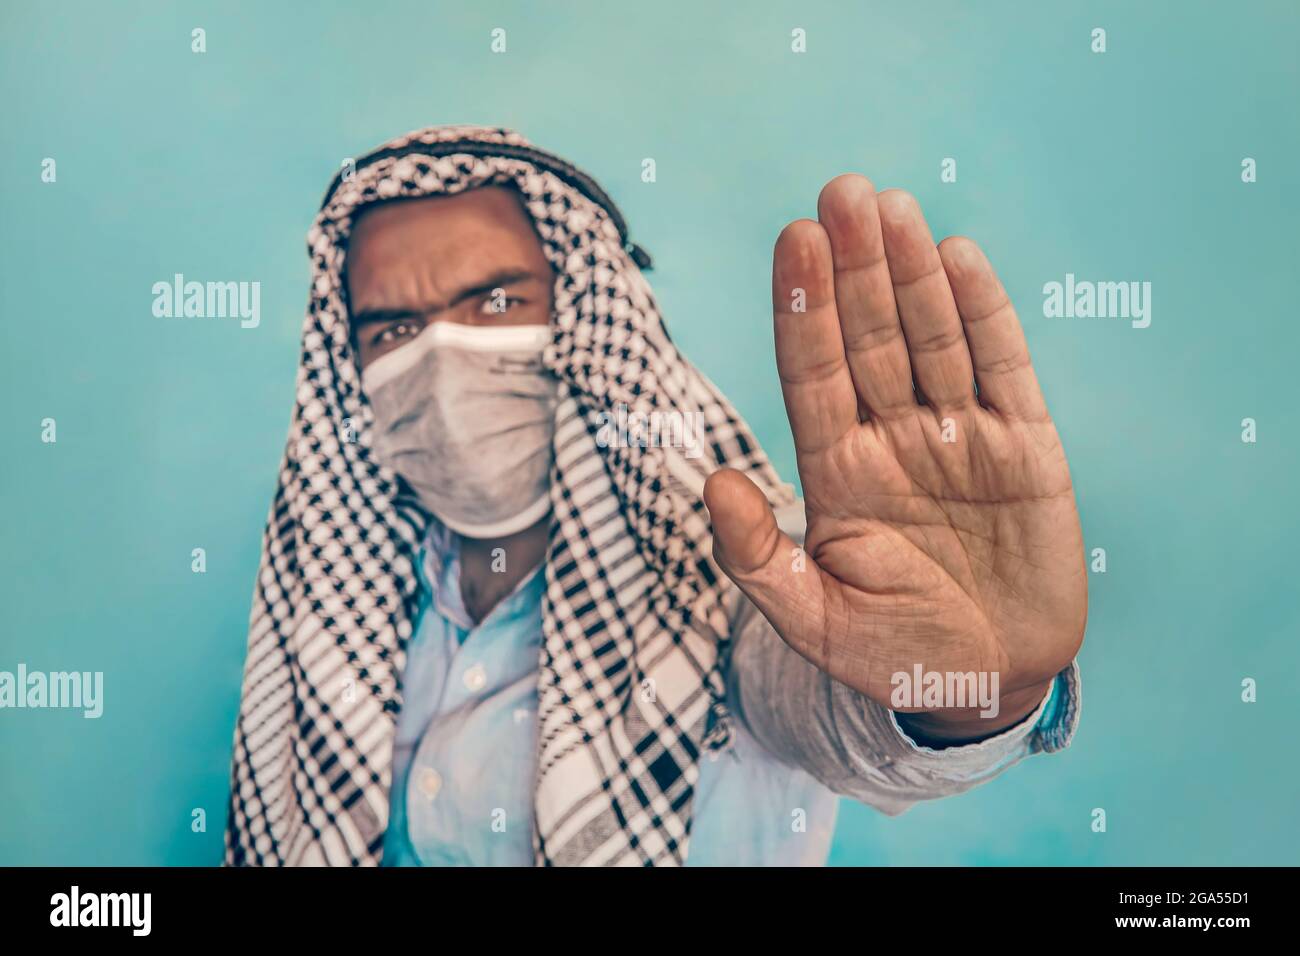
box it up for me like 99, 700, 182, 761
724, 590, 1082, 816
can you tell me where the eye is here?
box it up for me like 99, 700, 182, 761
478, 294, 525, 316
372, 320, 420, 345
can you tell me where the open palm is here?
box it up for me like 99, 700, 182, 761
704, 175, 1086, 728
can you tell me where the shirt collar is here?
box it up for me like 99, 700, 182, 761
416, 518, 546, 632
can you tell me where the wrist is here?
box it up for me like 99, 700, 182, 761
893, 678, 1053, 747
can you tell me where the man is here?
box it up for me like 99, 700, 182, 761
225, 125, 1085, 867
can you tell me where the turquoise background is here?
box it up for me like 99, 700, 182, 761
2, 0, 1297, 866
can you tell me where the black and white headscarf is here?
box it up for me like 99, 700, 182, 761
225, 125, 794, 866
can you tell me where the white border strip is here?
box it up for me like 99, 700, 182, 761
361, 321, 550, 391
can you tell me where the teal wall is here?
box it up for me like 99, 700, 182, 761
2, 0, 1297, 865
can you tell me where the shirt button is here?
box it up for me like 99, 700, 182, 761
462, 664, 487, 692
417, 768, 442, 799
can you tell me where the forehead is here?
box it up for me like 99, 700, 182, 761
346, 186, 548, 297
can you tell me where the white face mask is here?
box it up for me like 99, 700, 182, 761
361, 321, 557, 538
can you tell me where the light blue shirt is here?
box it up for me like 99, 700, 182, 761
382, 523, 1072, 866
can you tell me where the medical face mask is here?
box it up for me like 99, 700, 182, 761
361, 321, 558, 538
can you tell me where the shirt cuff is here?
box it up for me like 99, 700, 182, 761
875, 660, 1082, 767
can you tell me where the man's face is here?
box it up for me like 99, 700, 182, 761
346, 186, 555, 368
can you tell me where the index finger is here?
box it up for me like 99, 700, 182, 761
772, 219, 860, 456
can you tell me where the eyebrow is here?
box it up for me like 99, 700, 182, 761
351, 269, 545, 328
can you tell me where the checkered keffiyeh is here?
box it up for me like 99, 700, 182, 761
224, 125, 794, 866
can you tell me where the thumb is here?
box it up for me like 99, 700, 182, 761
702, 468, 826, 645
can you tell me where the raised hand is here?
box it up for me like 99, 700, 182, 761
704, 175, 1086, 740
